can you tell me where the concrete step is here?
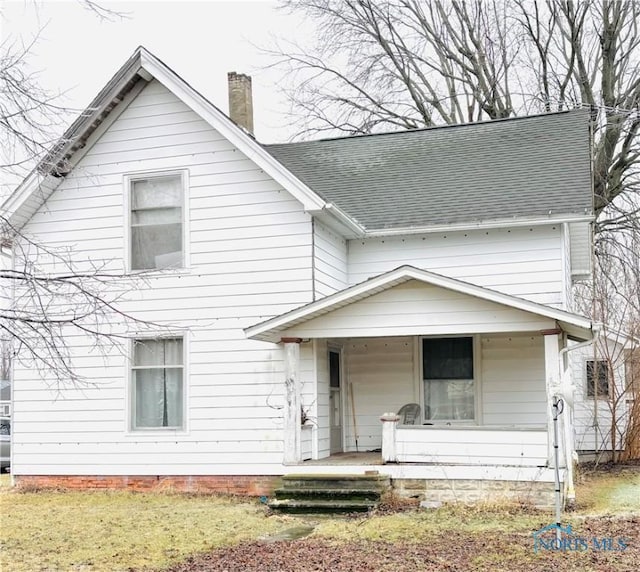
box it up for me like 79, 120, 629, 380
268, 498, 377, 514
268, 473, 390, 513
280, 474, 390, 491
273, 487, 383, 501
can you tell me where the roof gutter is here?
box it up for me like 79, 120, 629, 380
363, 214, 595, 237
321, 203, 366, 237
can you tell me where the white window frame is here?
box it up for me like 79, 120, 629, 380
418, 335, 481, 425
128, 336, 188, 433
124, 169, 189, 272
585, 358, 610, 400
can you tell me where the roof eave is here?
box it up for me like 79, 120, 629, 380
309, 203, 366, 238
3, 46, 340, 230
362, 213, 595, 237
1, 48, 150, 230
137, 49, 328, 213
40, 50, 147, 177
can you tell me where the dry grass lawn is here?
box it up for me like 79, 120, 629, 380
573, 464, 640, 514
0, 478, 290, 571
0, 467, 638, 572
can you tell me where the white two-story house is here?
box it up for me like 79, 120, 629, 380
2, 48, 600, 506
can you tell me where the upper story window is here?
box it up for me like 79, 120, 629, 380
423, 336, 475, 422
129, 173, 185, 270
586, 359, 610, 398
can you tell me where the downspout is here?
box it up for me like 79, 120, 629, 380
7, 241, 16, 487
311, 218, 317, 302
557, 327, 602, 504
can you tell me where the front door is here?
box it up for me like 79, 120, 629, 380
329, 349, 343, 454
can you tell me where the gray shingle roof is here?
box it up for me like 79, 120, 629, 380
264, 110, 593, 230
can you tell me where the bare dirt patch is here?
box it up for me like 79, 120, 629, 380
163, 517, 640, 572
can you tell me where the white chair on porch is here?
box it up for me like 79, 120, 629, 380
397, 403, 421, 425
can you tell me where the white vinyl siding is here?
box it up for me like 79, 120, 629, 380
568, 222, 592, 280
347, 226, 564, 306
281, 280, 556, 340
12, 79, 314, 476
313, 220, 348, 299
395, 426, 547, 466
480, 334, 546, 426
343, 337, 414, 452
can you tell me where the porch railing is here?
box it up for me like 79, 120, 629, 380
380, 415, 547, 466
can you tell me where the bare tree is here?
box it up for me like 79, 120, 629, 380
0, 34, 70, 183
574, 213, 640, 462
622, 342, 640, 459
1, 215, 174, 390
1, 1, 145, 388
0, 1, 127, 187
271, 0, 640, 224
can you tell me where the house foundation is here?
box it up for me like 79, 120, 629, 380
13, 475, 281, 496
13, 473, 558, 508
393, 477, 557, 508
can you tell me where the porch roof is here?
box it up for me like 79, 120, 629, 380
244, 266, 593, 342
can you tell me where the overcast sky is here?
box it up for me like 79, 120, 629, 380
2, 0, 308, 144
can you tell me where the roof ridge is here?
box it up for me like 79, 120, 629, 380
264, 108, 585, 146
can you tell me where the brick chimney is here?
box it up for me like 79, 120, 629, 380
227, 72, 254, 134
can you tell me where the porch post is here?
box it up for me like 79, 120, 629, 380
282, 337, 302, 465
542, 329, 564, 467
380, 412, 400, 463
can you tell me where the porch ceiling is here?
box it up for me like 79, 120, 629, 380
244, 265, 593, 342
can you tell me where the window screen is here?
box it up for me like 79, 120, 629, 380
423, 337, 474, 380
586, 360, 609, 398
423, 337, 474, 421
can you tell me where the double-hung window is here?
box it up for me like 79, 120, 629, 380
131, 338, 184, 430
586, 360, 609, 399
423, 337, 475, 421
129, 173, 184, 270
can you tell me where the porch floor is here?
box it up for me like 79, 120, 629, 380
303, 452, 382, 466
292, 454, 557, 485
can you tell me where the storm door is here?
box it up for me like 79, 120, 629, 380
329, 349, 343, 453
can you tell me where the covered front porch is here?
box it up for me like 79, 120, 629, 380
246, 266, 593, 500
300, 333, 552, 468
